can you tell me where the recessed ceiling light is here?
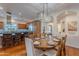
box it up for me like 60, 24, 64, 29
0, 6, 3, 10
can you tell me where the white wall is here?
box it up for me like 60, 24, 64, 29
55, 10, 79, 48
65, 14, 79, 48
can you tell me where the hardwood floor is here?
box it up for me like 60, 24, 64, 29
66, 46, 79, 56
0, 44, 26, 56
0, 44, 79, 56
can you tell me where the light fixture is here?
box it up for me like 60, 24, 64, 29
41, 3, 52, 22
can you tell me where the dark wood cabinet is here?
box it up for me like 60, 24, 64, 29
0, 22, 3, 29
28, 20, 41, 38
18, 23, 27, 29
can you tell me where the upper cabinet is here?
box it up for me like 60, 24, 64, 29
30, 20, 41, 37
18, 23, 27, 29
0, 22, 3, 29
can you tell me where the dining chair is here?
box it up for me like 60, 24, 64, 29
61, 35, 67, 56
52, 37, 62, 56
56, 34, 67, 56
56, 40, 62, 56
25, 38, 45, 56
25, 38, 35, 56
53, 33, 67, 56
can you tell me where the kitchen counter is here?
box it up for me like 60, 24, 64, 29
0, 31, 28, 48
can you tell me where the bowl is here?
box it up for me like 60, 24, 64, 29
33, 41, 40, 46
48, 41, 55, 46
53, 38, 60, 42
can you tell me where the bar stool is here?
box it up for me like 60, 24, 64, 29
3, 34, 13, 48
15, 33, 21, 45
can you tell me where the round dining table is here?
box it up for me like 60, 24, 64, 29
34, 39, 59, 51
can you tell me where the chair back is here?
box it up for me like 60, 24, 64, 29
25, 38, 35, 56
61, 36, 67, 56
3, 34, 12, 48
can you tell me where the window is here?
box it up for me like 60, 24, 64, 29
28, 24, 34, 32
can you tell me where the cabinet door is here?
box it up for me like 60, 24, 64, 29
33, 21, 41, 38
18, 23, 27, 29
0, 22, 3, 29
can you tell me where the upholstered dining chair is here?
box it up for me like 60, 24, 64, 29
25, 38, 35, 56
25, 38, 44, 56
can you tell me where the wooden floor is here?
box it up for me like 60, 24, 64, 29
0, 44, 26, 56
0, 44, 79, 56
66, 46, 79, 56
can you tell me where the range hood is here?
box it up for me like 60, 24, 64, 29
4, 12, 17, 32
6, 11, 12, 24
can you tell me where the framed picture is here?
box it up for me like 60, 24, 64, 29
68, 21, 77, 31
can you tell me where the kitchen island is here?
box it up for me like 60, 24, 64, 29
0, 31, 28, 48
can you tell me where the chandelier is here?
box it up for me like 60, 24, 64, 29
40, 3, 52, 23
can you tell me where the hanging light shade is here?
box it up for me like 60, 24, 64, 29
39, 3, 53, 23
6, 11, 12, 24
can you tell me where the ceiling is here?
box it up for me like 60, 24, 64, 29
0, 3, 79, 21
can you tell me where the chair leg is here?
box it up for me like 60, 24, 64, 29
61, 46, 66, 56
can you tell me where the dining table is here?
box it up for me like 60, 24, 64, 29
34, 39, 60, 51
